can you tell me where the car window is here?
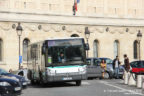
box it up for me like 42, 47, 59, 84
130, 62, 135, 67
93, 59, 100, 66
18, 71, 24, 76
0, 69, 8, 75
142, 61, 144, 68
86, 59, 91, 65
99, 58, 112, 65
105, 59, 113, 64
138, 61, 144, 68
131, 61, 140, 68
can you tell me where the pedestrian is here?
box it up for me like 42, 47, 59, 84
100, 59, 106, 79
58, 52, 66, 63
112, 56, 121, 79
123, 54, 130, 84
20, 66, 24, 71
123, 54, 130, 72
9, 69, 12, 73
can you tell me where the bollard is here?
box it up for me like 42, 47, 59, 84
142, 76, 144, 94
124, 70, 129, 84
128, 73, 136, 86
136, 75, 142, 88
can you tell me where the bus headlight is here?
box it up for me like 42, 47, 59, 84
78, 66, 86, 74
47, 69, 56, 76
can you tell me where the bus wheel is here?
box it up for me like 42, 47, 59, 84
75, 80, 81, 86
31, 80, 36, 85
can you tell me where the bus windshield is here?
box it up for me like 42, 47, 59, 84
46, 39, 85, 66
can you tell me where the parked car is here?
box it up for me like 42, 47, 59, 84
16, 69, 31, 85
130, 60, 144, 74
0, 75, 22, 95
0, 68, 27, 88
86, 58, 102, 79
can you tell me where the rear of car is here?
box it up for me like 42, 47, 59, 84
130, 61, 144, 74
0, 75, 22, 95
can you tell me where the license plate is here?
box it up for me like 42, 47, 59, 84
119, 72, 123, 74
15, 87, 21, 91
23, 82, 27, 85
63, 77, 72, 80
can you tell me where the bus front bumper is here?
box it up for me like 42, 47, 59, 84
46, 74, 87, 82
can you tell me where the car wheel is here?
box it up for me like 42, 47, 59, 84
104, 72, 110, 79
76, 80, 81, 86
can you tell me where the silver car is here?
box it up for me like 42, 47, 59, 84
86, 58, 102, 79
87, 58, 114, 79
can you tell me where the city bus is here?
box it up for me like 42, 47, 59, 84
27, 37, 88, 86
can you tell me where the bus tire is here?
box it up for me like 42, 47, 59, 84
76, 80, 81, 86
39, 72, 45, 86
27, 70, 32, 80
31, 80, 36, 85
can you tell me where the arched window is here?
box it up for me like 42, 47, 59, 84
0, 39, 3, 61
23, 39, 30, 61
133, 40, 138, 59
93, 40, 99, 58
71, 34, 79, 37
114, 40, 119, 58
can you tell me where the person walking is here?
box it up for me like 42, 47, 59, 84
123, 54, 130, 84
113, 56, 121, 79
100, 59, 106, 79
124, 54, 130, 72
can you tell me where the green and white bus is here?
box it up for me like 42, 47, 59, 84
27, 37, 88, 86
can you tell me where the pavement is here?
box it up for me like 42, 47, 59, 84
21, 79, 144, 96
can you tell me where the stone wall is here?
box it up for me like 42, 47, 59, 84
0, 0, 144, 18
0, 0, 144, 70
0, 21, 143, 70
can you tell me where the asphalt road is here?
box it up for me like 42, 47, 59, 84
21, 79, 144, 96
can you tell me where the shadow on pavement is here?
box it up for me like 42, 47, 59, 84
28, 82, 77, 88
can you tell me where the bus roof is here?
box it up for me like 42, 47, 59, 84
45, 37, 84, 40
29, 37, 84, 46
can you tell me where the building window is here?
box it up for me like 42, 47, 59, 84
114, 40, 119, 58
71, 34, 79, 37
23, 39, 30, 61
0, 39, 2, 61
93, 40, 99, 58
133, 40, 138, 59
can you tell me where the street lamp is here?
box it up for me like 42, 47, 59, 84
85, 27, 90, 57
137, 30, 142, 60
16, 22, 23, 69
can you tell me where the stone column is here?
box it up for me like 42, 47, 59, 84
124, 0, 128, 17
104, 0, 108, 16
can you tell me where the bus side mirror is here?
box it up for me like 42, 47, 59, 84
42, 45, 46, 54
85, 43, 89, 50
86, 61, 91, 65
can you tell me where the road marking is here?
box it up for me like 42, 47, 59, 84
82, 81, 90, 85
100, 81, 143, 96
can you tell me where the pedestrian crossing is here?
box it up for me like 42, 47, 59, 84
82, 81, 90, 85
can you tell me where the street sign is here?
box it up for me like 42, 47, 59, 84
19, 56, 22, 64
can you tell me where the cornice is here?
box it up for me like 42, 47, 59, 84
0, 12, 144, 27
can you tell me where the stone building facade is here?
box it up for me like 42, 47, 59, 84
0, 0, 144, 70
